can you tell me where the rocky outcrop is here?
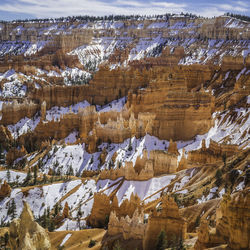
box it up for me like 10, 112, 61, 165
6, 146, 27, 166
0, 99, 39, 126
127, 66, 215, 141
9, 202, 51, 250
186, 139, 239, 166
108, 209, 146, 240
195, 189, 250, 249
99, 160, 154, 181
199, 16, 250, 40
143, 196, 187, 250
0, 125, 12, 146
100, 145, 179, 181
0, 180, 11, 199
88, 193, 142, 228
87, 193, 111, 228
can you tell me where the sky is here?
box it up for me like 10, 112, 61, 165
0, 0, 249, 21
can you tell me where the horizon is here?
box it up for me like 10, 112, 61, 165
0, 0, 249, 21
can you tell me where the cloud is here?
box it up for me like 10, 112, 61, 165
152, 2, 187, 9
0, 0, 248, 19
218, 3, 247, 12
0, 0, 188, 18
235, 1, 248, 7
192, 7, 225, 18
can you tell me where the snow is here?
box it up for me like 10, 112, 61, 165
70, 37, 132, 71
0, 170, 27, 183
197, 186, 218, 204
0, 40, 46, 57
0, 41, 31, 57
235, 181, 245, 191
26, 134, 167, 176
98, 135, 169, 169
7, 100, 90, 138
61, 67, 92, 85
40, 144, 101, 175
225, 18, 245, 29
0, 178, 98, 224
24, 41, 47, 56
242, 44, 250, 58
0, 70, 28, 98
60, 233, 72, 246
175, 189, 188, 194
236, 67, 246, 81
173, 175, 191, 192
97, 178, 123, 196
45, 100, 90, 121
127, 35, 166, 62
147, 22, 168, 29
176, 108, 250, 155
64, 131, 78, 144
0, 79, 26, 98
56, 219, 86, 231
8, 115, 40, 139
219, 188, 225, 197
223, 71, 230, 80
98, 97, 126, 113
115, 174, 176, 205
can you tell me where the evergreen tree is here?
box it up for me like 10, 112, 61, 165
4, 232, 9, 247
54, 203, 59, 217
42, 209, 48, 228
48, 220, 55, 232
128, 138, 133, 151
23, 169, 31, 185
215, 169, 223, 186
10, 199, 17, 220
6, 169, 11, 183
42, 174, 47, 184
156, 230, 167, 250
0, 144, 5, 164
113, 240, 122, 250
33, 166, 37, 185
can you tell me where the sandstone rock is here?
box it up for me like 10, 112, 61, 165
143, 196, 187, 250
88, 193, 143, 228
9, 202, 51, 250
195, 189, 250, 249
0, 100, 39, 126
6, 146, 27, 166
0, 180, 11, 199
0, 125, 12, 146
187, 139, 240, 165
62, 202, 70, 219
108, 209, 146, 240
143, 197, 187, 249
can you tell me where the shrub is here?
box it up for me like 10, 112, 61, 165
215, 169, 223, 187
88, 239, 96, 248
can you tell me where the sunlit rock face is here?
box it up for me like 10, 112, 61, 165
9, 202, 51, 250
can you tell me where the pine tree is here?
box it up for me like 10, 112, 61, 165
42, 209, 48, 228
10, 199, 17, 220
6, 169, 11, 183
42, 174, 47, 184
128, 138, 133, 151
48, 219, 55, 232
54, 203, 59, 217
156, 230, 167, 250
0, 144, 5, 164
4, 232, 9, 247
33, 166, 37, 185
24, 169, 31, 185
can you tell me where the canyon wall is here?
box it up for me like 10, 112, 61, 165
195, 189, 250, 249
